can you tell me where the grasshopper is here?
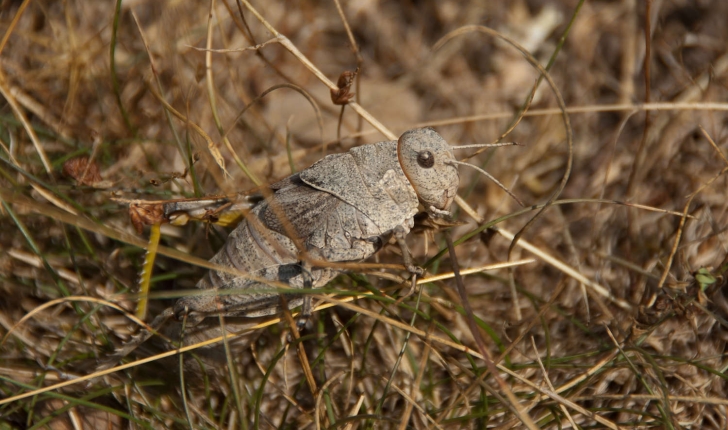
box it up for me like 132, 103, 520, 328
104, 127, 517, 365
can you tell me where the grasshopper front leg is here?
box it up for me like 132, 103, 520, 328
393, 224, 425, 299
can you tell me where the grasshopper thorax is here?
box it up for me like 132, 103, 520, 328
397, 127, 459, 217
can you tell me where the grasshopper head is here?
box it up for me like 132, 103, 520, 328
397, 128, 459, 217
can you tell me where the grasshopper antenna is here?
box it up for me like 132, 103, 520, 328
447, 160, 524, 207
450, 142, 519, 150
447, 141, 524, 207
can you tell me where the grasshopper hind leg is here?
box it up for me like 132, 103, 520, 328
97, 307, 175, 370
173, 304, 206, 327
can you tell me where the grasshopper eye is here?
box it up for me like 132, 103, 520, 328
417, 150, 435, 168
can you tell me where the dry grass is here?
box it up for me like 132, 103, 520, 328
1, 0, 728, 428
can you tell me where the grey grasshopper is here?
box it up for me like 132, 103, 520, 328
106, 127, 515, 364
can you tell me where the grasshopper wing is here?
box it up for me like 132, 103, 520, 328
299, 141, 419, 234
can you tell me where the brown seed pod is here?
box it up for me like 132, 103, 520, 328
330, 68, 358, 105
